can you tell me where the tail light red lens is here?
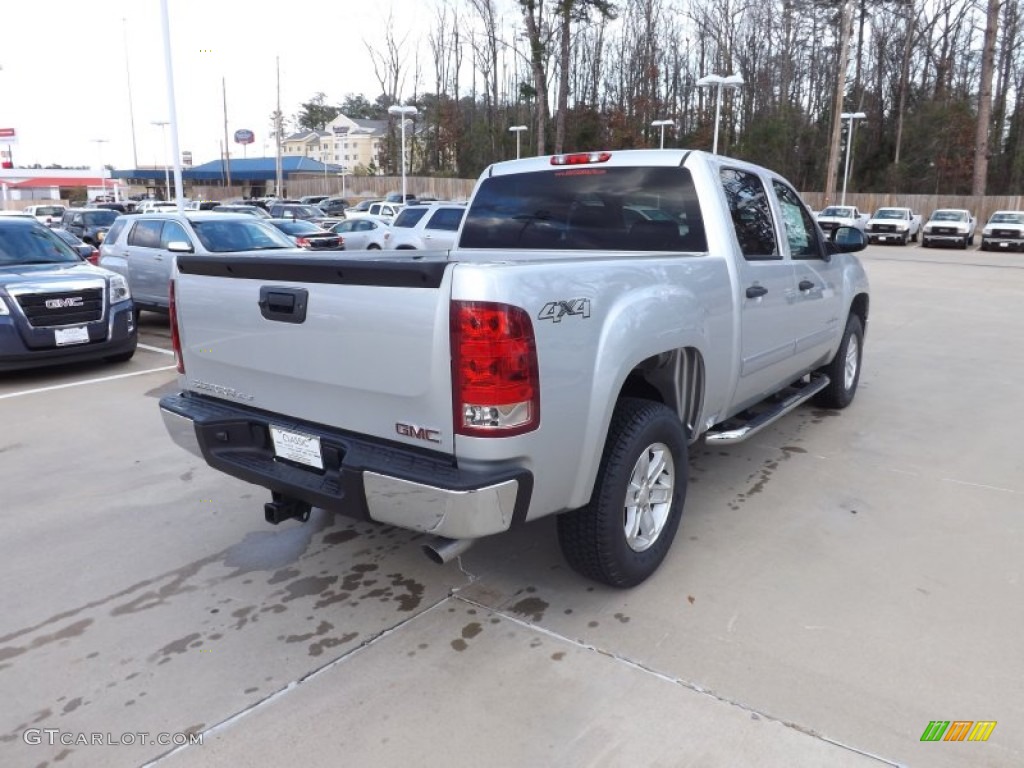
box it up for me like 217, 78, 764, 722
451, 301, 539, 437
87, 248, 99, 265
296, 237, 311, 248
169, 279, 184, 373
550, 152, 612, 165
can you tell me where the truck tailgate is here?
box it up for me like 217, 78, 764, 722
174, 254, 456, 454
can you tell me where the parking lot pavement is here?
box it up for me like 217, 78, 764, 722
2, 246, 1021, 768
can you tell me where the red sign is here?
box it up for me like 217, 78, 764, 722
0, 128, 17, 145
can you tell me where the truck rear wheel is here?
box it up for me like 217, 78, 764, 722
557, 398, 687, 588
814, 314, 863, 409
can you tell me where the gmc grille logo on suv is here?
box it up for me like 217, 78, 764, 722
45, 297, 84, 309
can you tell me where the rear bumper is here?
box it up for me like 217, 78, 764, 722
159, 392, 532, 539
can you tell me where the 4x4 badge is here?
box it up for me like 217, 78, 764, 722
538, 298, 591, 323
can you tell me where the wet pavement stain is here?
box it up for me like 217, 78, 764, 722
309, 632, 358, 657
179, 469, 194, 482
510, 597, 549, 623
451, 638, 468, 651
61, 697, 83, 714
387, 574, 425, 612
231, 606, 257, 630
462, 622, 483, 640
313, 591, 352, 610
613, 613, 630, 624
223, 510, 333, 573
322, 529, 359, 546
551, 651, 566, 661
267, 567, 301, 585
152, 633, 202, 661
283, 621, 334, 644
0, 618, 94, 662
281, 575, 338, 603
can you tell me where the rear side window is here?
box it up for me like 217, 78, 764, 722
393, 208, 429, 228
459, 166, 706, 251
720, 168, 779, 260
104, 217, 130, 245
128, 219, 163, 248
426, 208, 465, 231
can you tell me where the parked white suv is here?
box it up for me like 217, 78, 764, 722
387, 203, 466, 250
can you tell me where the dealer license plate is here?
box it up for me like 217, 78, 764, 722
54, 326, 90, 346
269, 425, 323, 469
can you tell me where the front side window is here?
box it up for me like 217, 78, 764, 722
160, 221, 191, 249
460, 165, 706, 251
720, 168, 779, 260
772, 180, 821, 259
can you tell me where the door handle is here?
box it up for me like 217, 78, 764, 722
746, 284, 768, 299
259, 286, 309, 323
798, 279, 815, 291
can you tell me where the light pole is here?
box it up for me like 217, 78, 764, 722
839, 112, 867, 206
651, 119, 673, 149
695, 74, 744, 154
91, 139, 109, 200
151, 120, 171, 200
338, 168, 349, 199
387, 104, 417, 202
509, 125, 527, 159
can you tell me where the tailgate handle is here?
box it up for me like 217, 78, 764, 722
259, 287, 308, 323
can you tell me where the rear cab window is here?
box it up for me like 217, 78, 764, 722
459, 166, 707, 251
393, 208, 429, 228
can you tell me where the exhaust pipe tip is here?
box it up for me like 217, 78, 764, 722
422, 537, 474, 565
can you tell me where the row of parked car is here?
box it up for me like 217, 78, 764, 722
815, 204, 1024, 250
0, 194, 470, 373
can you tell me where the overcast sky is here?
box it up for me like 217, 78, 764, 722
0, 0, 437, 171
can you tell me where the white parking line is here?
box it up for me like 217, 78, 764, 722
0, 365, 177, 400
138, 343, 175, 356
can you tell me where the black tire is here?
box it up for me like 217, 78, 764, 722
557, 398, 687, 588
912, 231, 918, 243
815, 314, 864, 409
367, 244, 381, 250
960, 236, 968, 250
900, 234, 908, 246
968, 234, 975, 246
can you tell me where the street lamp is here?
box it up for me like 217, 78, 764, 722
509, 125, 528, 159
91, 139, 109, 200
338, 167, 349, 199
840, 112, 867, 206
387, 104, 418, 202
151, 120, 171, 200
651, 119, 674, 149
695, 74, 744, 154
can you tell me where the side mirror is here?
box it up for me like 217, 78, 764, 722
166, 240, 194, 253
830, 226, 867, 253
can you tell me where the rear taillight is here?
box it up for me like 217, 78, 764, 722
87, 249, 99, 265
451, 301, 539, 437
296, 237, 311, 248
169, 279, 184, 373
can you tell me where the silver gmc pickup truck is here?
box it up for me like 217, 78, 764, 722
160, 149, 869, 587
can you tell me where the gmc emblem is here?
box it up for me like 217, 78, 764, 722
395, 423, 442, 443
45, 297, 84, 309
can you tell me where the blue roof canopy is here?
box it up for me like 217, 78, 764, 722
112, 156, 344, 183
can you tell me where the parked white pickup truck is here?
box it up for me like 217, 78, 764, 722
865, 207, 922, 245
160, 149, 870, 587
815, 205, 868, 234
980, 210, 1024, 251
921, 208, 977, 249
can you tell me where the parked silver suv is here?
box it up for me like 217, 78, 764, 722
387, 202, 466, 250
98, 212, 297, 316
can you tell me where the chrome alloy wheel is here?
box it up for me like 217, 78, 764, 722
844, 333, 860, 390
623, 442, 676, 552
